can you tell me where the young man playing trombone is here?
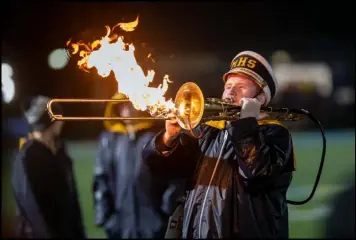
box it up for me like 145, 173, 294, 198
140, 51, 296, 238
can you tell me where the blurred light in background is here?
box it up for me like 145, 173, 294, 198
274, 63, 333, 98
48, 48, 70, 70
2, 63, 15, 104
334, 86, 355, 105
271, 50, 292, 65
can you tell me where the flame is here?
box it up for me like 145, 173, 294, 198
147, 53, 156, 63
67, 17, 175, 117
112, 16, 139, 32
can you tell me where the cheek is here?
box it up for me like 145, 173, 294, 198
242, 89, 249, 96
240, 88, 253, 98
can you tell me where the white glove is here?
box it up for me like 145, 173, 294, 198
240, 98, 262, 119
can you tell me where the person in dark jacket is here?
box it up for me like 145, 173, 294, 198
11, 95, 86, 238
93, 93, 186, 238
140, 50, 296, 238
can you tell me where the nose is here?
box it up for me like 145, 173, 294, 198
229, 82, 239, 90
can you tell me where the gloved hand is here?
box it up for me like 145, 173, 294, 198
239, 98, 262, 119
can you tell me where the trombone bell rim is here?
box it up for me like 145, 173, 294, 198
174, 82, 205, 130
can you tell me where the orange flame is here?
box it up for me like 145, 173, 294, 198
67, 17, 175, 116
113, 16, 139, 32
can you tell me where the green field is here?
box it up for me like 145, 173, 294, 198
2, 130, 355, 238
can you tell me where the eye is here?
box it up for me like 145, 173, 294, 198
225, 84, 232, 90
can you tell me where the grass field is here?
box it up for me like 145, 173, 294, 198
2, 130, 355, 238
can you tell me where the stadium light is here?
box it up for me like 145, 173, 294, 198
48, 48, 70, 70
271, 50, 292, 66
334, 86, 355, 105
2, 63, 15, 104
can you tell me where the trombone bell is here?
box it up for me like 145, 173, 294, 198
174, 82, 205, 130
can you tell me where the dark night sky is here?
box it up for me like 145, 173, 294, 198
2, 1, 355, 103
2, 1, 355, 138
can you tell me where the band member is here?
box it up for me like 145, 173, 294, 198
11, 95, 86, 238
140, 51, 296, 238
93, 93, 185, 238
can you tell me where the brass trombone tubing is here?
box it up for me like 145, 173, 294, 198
47, 98, 172, 121
50, 116, 170, 121
47, 98, 304, 121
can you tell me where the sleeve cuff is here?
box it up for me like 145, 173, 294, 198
153, 130, 180, 157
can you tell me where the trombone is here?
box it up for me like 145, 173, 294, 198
48, 82, 328, 207
47, 82, 305, 130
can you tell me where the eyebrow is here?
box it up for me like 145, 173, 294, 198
225, 82, 246, 87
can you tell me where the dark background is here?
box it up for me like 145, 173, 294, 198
1, 2, 355, 238
2, 2, 355, 140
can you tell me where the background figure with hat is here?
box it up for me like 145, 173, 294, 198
92, 93, 186, 238
11, 95, 86, 238
140, 51, 296, 238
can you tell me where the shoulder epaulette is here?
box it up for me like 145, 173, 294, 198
18, 133, 33, 150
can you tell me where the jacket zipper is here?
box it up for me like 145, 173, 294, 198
198, 130, 229, 238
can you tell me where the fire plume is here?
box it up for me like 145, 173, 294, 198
113, 16, 139, 32
66, 17, 175, 117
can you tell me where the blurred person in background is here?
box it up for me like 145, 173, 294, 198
140, 51, 296, 238
93, 93, 186, 238
11, 95, 86, 238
